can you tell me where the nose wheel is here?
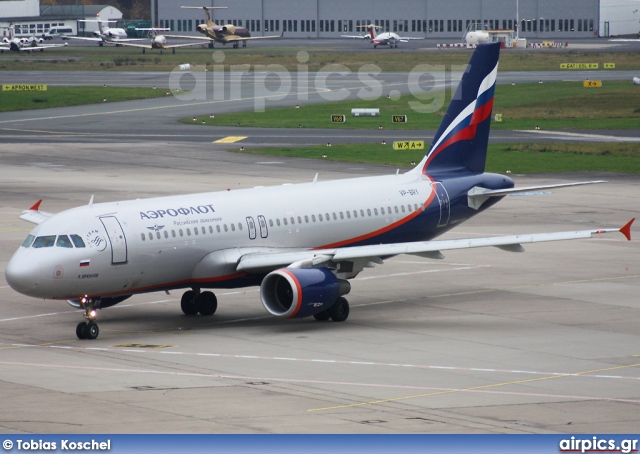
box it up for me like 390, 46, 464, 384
76, 297, 100, 340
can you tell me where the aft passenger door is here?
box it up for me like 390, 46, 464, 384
431, 182, 450, 228
99, 216, 128, 265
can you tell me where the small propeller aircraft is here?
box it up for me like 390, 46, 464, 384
1, 26, 68, 53
112, 28, 205, 54
342, 24, 424, 48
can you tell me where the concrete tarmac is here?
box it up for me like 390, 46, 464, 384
0, 141, 638, 434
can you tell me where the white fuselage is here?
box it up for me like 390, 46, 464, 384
7, 172, 439, 300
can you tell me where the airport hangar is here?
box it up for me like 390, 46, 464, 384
152, 0, 639, 39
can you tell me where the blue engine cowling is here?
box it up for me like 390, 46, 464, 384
260, 268, 349, 318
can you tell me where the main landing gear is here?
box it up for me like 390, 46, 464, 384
180, 289, 218, 316
313, 297, 350, 322
76, 297, 99, 340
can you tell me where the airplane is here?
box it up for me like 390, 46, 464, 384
168, 6, 282, 49
66, 19, 145, 47
112, 28, 205, 54
0, 26, 68, 53
342, 24, 424, 48
5, 43, 635, 340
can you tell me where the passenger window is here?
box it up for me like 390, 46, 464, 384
269, 219, 274, 227
21, 234, 35, 248
164, 231, 169, 238
148, 232, 153, 240
332, 213, 337, 220
32, 235, 56, 248
283, 218, 288, 226
186, 228, 191, 236
224, 224, 228, 232
276, 219, 281, 226
179, 229, 184, 237
367, 209, 371, 216
216, 225, 221, 233
238, 223, 243, 231
70, 234, 85, 248
194, 228, 198, 235
297, 216, 302, 224
156, 232, 161, 239
374, 208, 378, 216
312, 214, 317, 222
141, 233, 145, 241
202, 227, 206, 235
231, 224, 236, 231
172, 230, 176, 237
56, 235, 73, 248
394, 206, 399, 214
290, 217, 295, 225
304, 215, 309, 223
401, 205, 406, 213
209, 226, 213, 233
360, 210, 364, 217
346, 211, 351, 219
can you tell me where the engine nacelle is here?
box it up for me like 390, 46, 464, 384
260, 268, 350, 319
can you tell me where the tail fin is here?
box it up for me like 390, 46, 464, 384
368, 25, 376, 40
414, 42, 500, 175
204, 7, 215, 28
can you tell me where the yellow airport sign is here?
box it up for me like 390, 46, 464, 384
583, 80, 602, 88
2, 84, 47, 91
392, 115, 407, 123
331, 115, 346, 123
604, 63, 616, 69
560, 63, 599, 69
393, 141, 424, 151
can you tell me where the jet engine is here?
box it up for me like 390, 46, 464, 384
260, 268, 350, 318
218, 25, 235, 35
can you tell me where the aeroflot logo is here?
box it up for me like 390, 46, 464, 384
140, 204, 216, 220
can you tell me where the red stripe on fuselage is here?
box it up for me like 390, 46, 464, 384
314, 187, 436, 249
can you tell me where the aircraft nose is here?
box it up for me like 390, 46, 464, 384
5, 253, 42, 295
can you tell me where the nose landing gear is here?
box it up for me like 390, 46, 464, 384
76, 297, 99, 340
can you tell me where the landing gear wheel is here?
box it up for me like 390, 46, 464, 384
196, 291, 217, 316
181, 290, 198, 315
329, 297, 349, 322
313, 310, 331, 321
76, 322, 88, 339
374, 44, 377, 48
233, 42, 239, 49
86, 322, 99, 340
242, 41, 247, 48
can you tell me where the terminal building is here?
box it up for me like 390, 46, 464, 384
0, 0, 637, 40
151, 0, 639, 39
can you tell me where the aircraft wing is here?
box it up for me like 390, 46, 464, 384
236, 219, 634, 274
111, 42, 152, 49
163, 42, 207, 49
398, 36, 425, 40
341, 34, 368, 39
65, 36, 102, 42
224, 35, 282, 42
19, 200, 54, 225
163, 34, 211, 41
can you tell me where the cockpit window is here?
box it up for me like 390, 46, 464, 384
21, 234, 35, 248
70, 234, 86, 248
56, 235, 73, 248
32, 235, 56, 248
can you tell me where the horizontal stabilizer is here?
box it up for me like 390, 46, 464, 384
468, 180, 607, 210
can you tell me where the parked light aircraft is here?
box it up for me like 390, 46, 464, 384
168, 6, 281, 48
342, 24, 424, 48
0, 26, 67, 53
113, 28, 205, 54
66, 19, 145, 46
5, 43, 634, 340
